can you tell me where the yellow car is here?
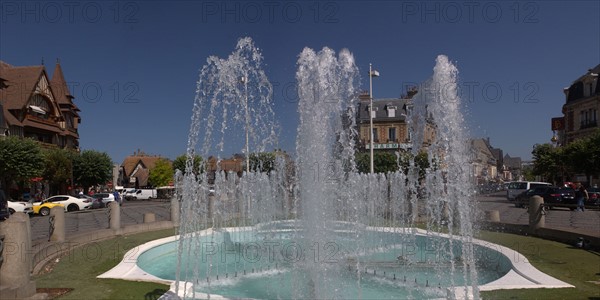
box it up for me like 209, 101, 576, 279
32, 201, 64, 216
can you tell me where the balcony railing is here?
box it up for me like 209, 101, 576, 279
580, 121, 598, 130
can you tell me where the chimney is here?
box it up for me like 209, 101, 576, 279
359, 90, 370, 102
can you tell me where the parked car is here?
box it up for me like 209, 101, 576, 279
34, 195, 92, 212
514, 186, 575, 209
32, 202, 64, 216
8, 199, 33, 215
507, 181, 552, 201
91, 193, 119, 208
586, 187, 600, 207
125, 189, 157, 200
0, 189, 9, 221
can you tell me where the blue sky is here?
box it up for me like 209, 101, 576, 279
1, 1, 598, 164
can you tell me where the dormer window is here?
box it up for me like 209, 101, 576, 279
368, 105, 378, 118
386, 105, 397, 118
29, 94, 51, 119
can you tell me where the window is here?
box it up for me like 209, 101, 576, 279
388, 127, 396, 142
387, 105, 397, 118
29, 94, 51, 120
368, 105, 378, 119
65, 114, 74, 128
372, 128, 378, 142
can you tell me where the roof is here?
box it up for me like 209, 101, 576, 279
503, 154, 522, 168
471, 138, 496, 164
133, 168, 150, 187
50, 62, 80, 113
121, 155, 163, 176
22, 118, 63, 133
358, 98, 409, 122
0, 62, 45, 110
206, 157, 243, 172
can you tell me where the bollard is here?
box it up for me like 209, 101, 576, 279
0, 213, 36, 299
109, 201, 121, 230
143, 213, 156, 223
485, 210, 500, 222
208, 194, 214, 220
170, 196, 180, 227
528, 195, 545, 234
49, 206, 66, 242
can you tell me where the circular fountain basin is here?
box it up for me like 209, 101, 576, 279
99, 224, 573, 299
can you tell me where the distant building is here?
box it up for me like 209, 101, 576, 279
119, 150, 167, 188
356, 88, 435, 153
503, 154, 522, 181
561, 64, 600, 144
0, 60, 81, 149
471, 138, 497, 183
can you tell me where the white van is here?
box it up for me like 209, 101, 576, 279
125, 189, 157, 200
507, 181, 552, 200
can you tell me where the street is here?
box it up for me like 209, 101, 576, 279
29, 200, 173, 244
26, 193, 600, 246
477, 191, 600, 236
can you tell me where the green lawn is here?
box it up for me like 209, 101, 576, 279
33, 229, 176, 299
33, 228, 600, 299
477, 231, 600, 299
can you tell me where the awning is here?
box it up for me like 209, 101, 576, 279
29, 105, 46, 114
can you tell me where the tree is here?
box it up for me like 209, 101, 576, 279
564, 129, 600, 183
531, 144, 564, 184
73, 150, 112, 192
42, 148, 74, 195
355, 152, 399, 174
0, 137, 45, 190
148, 158, 174, 187
249, 152, 276, 173
173, 154, 203, 174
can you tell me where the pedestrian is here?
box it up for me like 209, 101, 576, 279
575, 182, 589, 212
113, 190, 121, 205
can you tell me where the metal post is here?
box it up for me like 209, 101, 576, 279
369, 63, 374, 174
241, 75, 250, 174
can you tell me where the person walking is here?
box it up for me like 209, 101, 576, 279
575, 182, 589, 212
113, 190, 121, 206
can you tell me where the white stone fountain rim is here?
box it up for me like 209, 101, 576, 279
98, 225, 574, 299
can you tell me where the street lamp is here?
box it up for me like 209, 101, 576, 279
369, 63, 380, 174
240, 75, 250, 174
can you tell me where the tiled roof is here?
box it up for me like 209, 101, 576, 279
121, 155, 163, 177
3, 110, 21, 126
0, 61, 44, 110
207, 157, 243, 172
358, 98, 409, 122
22, 118, 63, 133
133, 168, 150, 187
50, 62, 80, 113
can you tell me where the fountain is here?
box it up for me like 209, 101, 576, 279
172, 38, 483, 299
99, 38, 574, 299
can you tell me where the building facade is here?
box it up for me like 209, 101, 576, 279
561, 64, 600, 144
0, 60, 81, 150
119, 150, 166, 188
471, 138, 498, 183
356, 90, 435, 153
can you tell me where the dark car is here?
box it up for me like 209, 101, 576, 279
514, 186, 572, 208
555, 187, 576, 207
586, 187, 600, 207
0, 189, 9, 221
